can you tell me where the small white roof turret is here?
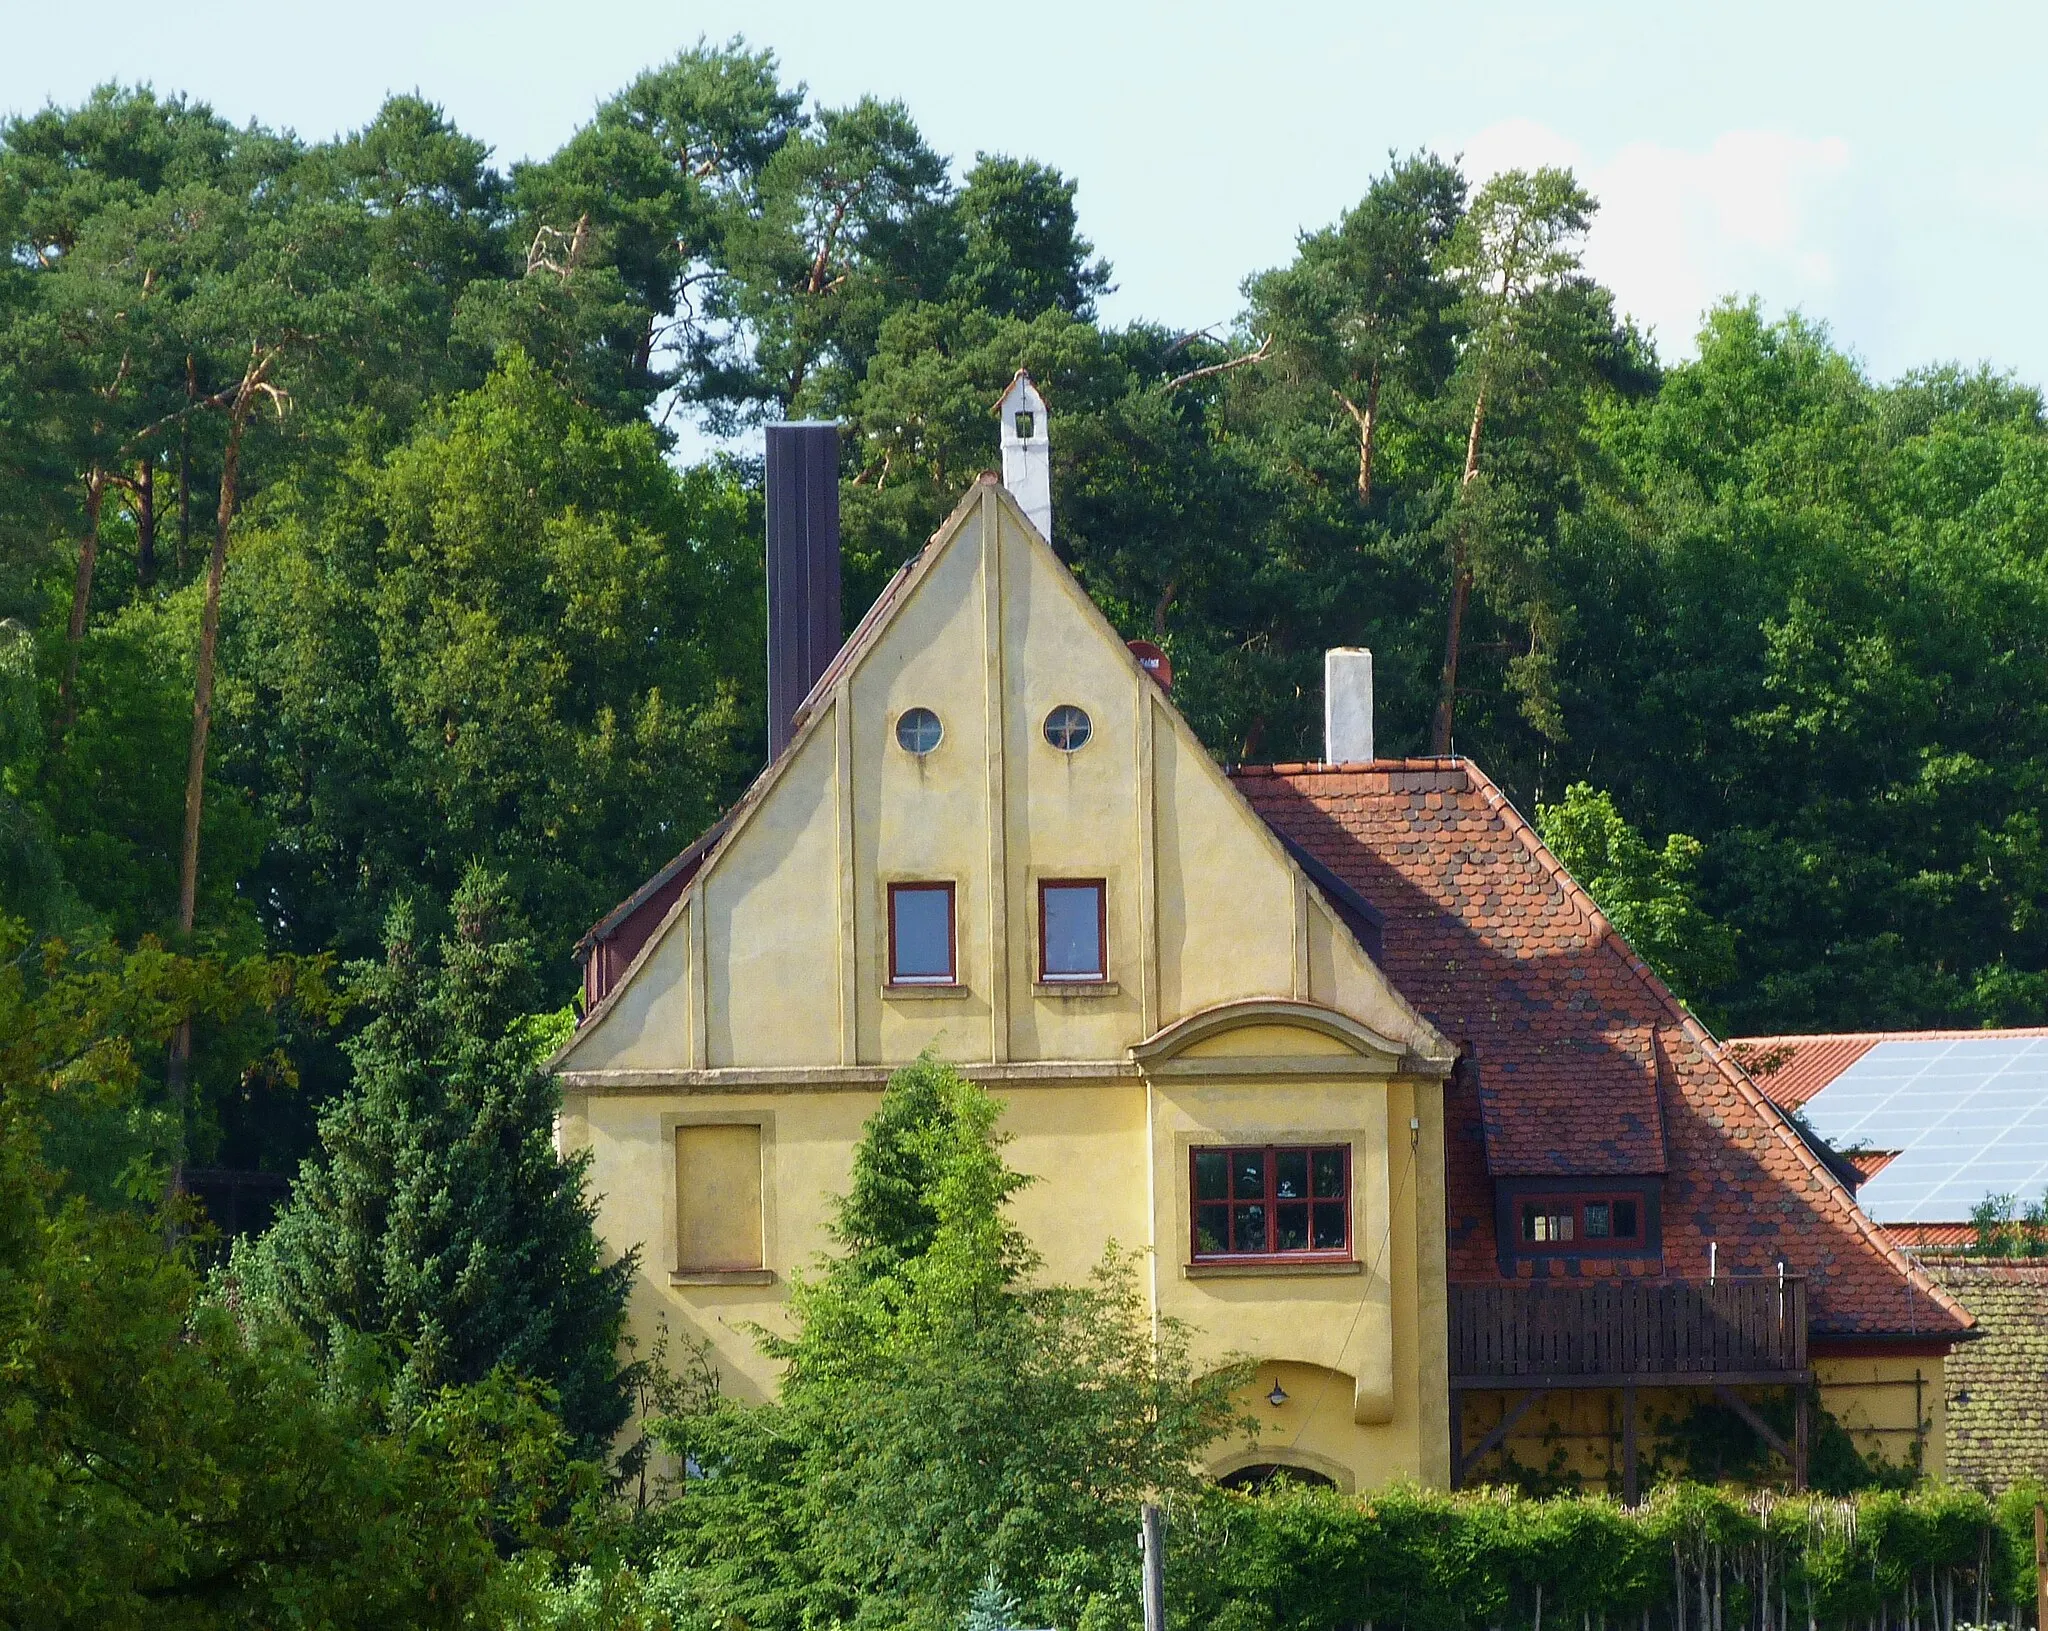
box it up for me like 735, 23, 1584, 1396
996, 369, 1052, 544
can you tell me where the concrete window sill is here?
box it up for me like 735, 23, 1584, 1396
1033, 980, 1120, 998
1183, 1260, 1364, 1280
882, 982, 971, 1000
670, 1268, 777, 1286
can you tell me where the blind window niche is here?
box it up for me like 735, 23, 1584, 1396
889, 882, 956, 984
675, 1123, 764, 1271
1039, 879, 1106, 981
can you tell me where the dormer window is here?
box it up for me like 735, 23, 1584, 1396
1519, 1193, 1643, 1249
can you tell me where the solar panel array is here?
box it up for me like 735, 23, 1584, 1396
1798, 1037, 2048, 1221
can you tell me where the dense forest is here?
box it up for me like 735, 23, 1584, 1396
8, 42, 2048, 1190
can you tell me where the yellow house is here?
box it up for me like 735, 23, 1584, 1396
559, 417, 1972, 1495
554, 468, 1458, 1491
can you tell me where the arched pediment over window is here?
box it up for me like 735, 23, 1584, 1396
1130, 998, 1445, 1079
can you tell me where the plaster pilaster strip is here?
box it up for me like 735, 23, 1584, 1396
689, 892, 708, 1070
981, 491, 1011, 1062
1136, 684, 1158, 1038
834, 685, 858, 1065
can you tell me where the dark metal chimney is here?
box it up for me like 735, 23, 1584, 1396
765, 422, 841, 760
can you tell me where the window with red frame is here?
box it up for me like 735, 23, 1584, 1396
1192, 1145, 1349, 1259
1520, 1194, 1642, 1248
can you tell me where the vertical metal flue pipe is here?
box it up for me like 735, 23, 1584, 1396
765, 421, 842, 761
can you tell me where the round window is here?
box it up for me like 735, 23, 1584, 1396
1043, 704, 1092, 752
895, 707, 943, 755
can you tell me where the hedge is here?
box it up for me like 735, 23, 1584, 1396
1169, 1482, 2048, 1631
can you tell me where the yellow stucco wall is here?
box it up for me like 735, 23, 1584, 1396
1450, 1357, 1946, 1492
1815, 1355, 1946, 1481
556, 482, 1455, 1491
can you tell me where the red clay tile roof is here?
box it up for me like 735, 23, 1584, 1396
1726, 1037, 1879, 1110
1887, 1223, 1976, 1249
1232, 758, 1971, 1342
1843, 1149, 1902, 1185
1726, 1029, 2048, 1110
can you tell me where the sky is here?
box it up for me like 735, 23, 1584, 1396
6, 0, 2047, 388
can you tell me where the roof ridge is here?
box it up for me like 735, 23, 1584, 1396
1233, 758, 1466, 777
1731, 1028, 2048, 1045
1456, 759, 1974, 1336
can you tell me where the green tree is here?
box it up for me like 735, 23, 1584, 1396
1244, 153, 1463, 505
948, 154, 1111, 321
1429, 166, 1641, 751
223, 351, 759, 969
510, 38, 804, 405
1535, 782, 1736, 1008
651, 1056, 1251, 1631
242, 866, 635, 1458
0, 913, 595, 1628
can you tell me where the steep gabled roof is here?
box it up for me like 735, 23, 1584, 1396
567, 476, 1446, 1076
1232, 757, 1971, 1341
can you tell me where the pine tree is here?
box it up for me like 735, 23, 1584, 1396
246, 864, 634, 1457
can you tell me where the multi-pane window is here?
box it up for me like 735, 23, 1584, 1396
1192, 1145, 1350, 1259
888, 882, 956, 984
1520, 1194, 1642, 1248
1039, 880, 1106, 981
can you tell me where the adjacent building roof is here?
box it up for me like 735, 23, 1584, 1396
1232, 758, 1971, 1342
1919, 1257, 2048, 1489
1731, 1030, 2048, 1224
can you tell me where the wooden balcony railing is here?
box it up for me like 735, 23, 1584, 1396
1449, 1276, 1807, 1387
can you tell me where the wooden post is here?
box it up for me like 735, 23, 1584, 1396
1794, 1387, 1809, 1493
1622, 1384, 1639, 1507
2033, 1502, 2044, 1631
1142, 1502, 1165, 1631
1449, 1393, 1464, 1491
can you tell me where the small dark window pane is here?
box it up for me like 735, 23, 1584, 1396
1232, 1151, 1266, 1201
1195, 1205, 1228, 1256
1313, 1203, 1347, 1250
1043, 705, 1092, 752
1042, 883, 1104, 978
1585, 1202, 1611, 1238
1194, 1150, 1228, 1201
1312, 1148, 1344, 1197
1522, 1204, 1540, 1242
1275, 1149, 1308, 1200
896, 707, 942, 754
1231, 1205, 1266, 1251
1276, 1203, 1310, 1251
1614, 1199, 1638, 1240
890, 887, 952, 981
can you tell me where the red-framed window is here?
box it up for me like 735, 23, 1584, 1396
888, 882, 956, 984
1038, 879, 1107, 981
1519, 1194, 1642, 1248
1192, 1145, 1350, 1260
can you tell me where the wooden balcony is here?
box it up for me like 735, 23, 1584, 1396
1449, 1277, 1810, 1494
1451, 1276, 1808, 1389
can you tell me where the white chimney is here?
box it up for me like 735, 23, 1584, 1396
998, 370, 1052, 543
1324, 648, 1375, 764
